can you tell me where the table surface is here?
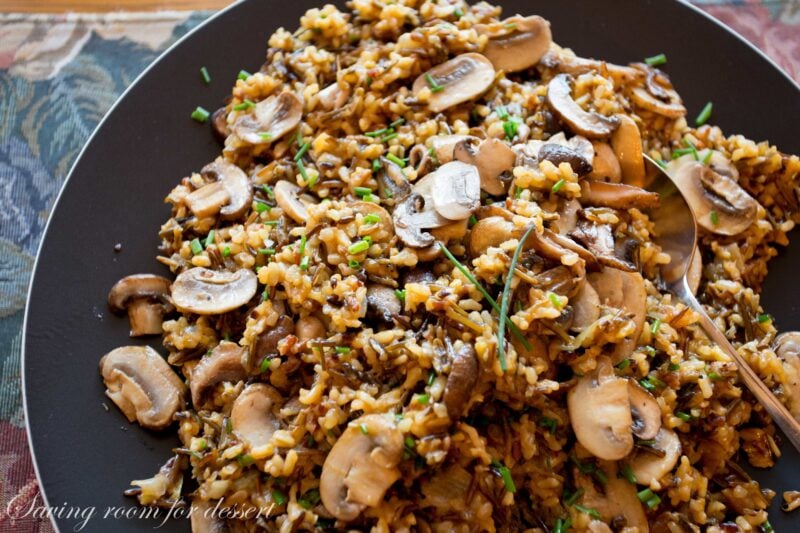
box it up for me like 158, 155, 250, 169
0, 1, 798, 532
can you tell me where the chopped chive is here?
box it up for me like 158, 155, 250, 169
263, 220, 280, 226
702, 149, 714, 164
573, 504, 601, 519
348, 259, 361, 269
354, 186, 373, 197
655, 158, 668, 169
645, 345, 657, 356
564, 488, 584, 506
548, 292, 564, 309
620, 463, 637, 484
616, 359, 631, 370
671, 147, 695, 159
359, 423, 369, 435
504, 22, 517, 29
695, 101, 713, 126
237, 69, 251, 80
294, 141, 311, 161
225, 418, 232, 433
637, 488, 661, 510
190, 238, 203, 255
348, 240, 370, 254
372, 159, 382, 172
394, 289, 406, 303
259, 357, 271, 373
237, 454, 255, 467
233, 99, 256, 111
676, 411, 692, 422
468, 215, 478, 227
196, 438, 207, 451
298, 489, 320, 509
640, 377, 656, 391
381, 132, 398, 143
390, 118, 405, 128
385, 153, 406, 168
200, 66, 211, 84
204, 230, 216, 248
539, 417, 558, 434
551, 179, 566, 193
258, 248, 276, 255
708, 371, 721, 381
644, 53, 667, 67
496, 105, 509, 120
710, 211, 719, 226
424, 73, 444, 92
515, 186, 523, 199
255, 199, 270, 213
651, 318, 662, 335
416, 393, 430, 405
271, 489, 287, 506
383, 188, 393, 198
764, 520, 773, 533
554, 518, 571, 533
364, 127, 391, 137
262, 184, 274, 198
668, 362, 680, 371
404, 436, 415, 450
593, 469, 608, 485
683, 138, 700, 161
503, 120, 518, 141
262, 289, 269, 301
453, 7, 463, 18
222, 246, 231, 257
493, 461, 516, 493
298, 234, 307, 255
439, 241, 531, 354
335, 346, 350, 354
191, 106, 210, 123
427, 370, 436, 386
363, 213, 381, 225
757, 313, 771, 324
299, 256, 310, 270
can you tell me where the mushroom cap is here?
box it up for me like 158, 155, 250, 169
274, 180, 316, 224
587, 269, 647, 362
392, 193, 447, 248
413, 53, 495, 113
453, 137, 516, 195
667, 156, 758, 236
430, 134, 478, 164
320, 414, 403, 521
190, 341, 248, 408
629, 428, 682, 486
232, 92, 303, 144
99, 345, 186, 430
579, 180, 660, 210
353, 201, 394, 240
567, 358, 633, 460
366, 284, 402, 325
628, 380, 662, 440
443, 343, 479, 419
429, 161, 481, 220
190, 499, 228, 533
171, 267, 258, 315
545, 74, 620, 138
587, 141, 622, 183
610, 115, 646, 187
630, 86, 686, 118
231, 383, 282, 449
570, 281, 600, 331
108, 274, 171, 312
477, 15, 552, 73
184, 158, 253, 220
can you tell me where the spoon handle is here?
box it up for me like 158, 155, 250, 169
683, 291, 800, 451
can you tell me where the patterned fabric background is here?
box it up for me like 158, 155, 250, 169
0, 1, 797, 531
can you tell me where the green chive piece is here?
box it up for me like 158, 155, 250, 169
296, 158, 310, 185
504, 22, 517, 29
404, 436, 415, 450
259, 357, 271, 373
354, 186, 373, 197
390, 118, 405, 128
494, 461, 516, 493
348, 240, 370, 255
564, 488, 584, 506
668, 362, 680, 371
386, 153, 406, 168
200, 66, 211, 84
548, 292, 563, 309
364, 127, 391, 137
255, 200, 270, 213
237, 70, 251, 80
233, 99, 256, 111
191, 106, 210, 123
645, 345, 657, 356
757, 313, 771, 324
671, 147, 695, 159
553, 518, 572, 533
294, 141, 311, 161
348, 259, 361, 269
237, 454, 255, 467
640, 377, 656, 391
655, 158, 668, 169
616, 359, 631, 370
298, 234, 307, 255
764, 521, 773, 533
695, 101, 713, 126
262, 289, 269, 301
363, 213, 381, 225
707, 371, 721, 381
416, 393, 430, 405
496, 105, 509, 120
573, 504, 601, 519
394, 289, 406, 303
702, 149, 714, 164
381, 132, 398, 143
262, 184, 274, 198
335, 346, 350, 354
453, 7, 463, 18
225, 418, 233, 433
298, 489, 320, 509
637, 488, 661, 510
222, 246, 231, 257
552, 179, 566, 193
651, 318, 662, 335
258, 248, 276, 255
427, 370, 436, 386
468, 215, 478, 227
424, 73, 444, 92
372, 159, 382, 172
271, 489, 287, 506
359, 423, 369, 435
204, 230, 216, 248
710, 211, 719, 226
676, 411, 692, 422
683, 138, 700, 161
644, 53, 667, 67
300, 256, 310, 270
503, 119, 518, 141
539, 417, 558, 434
263, 220, 280, 226
190, 238, 203, 255
620, 463, 637, 484
439, 241, 531, 354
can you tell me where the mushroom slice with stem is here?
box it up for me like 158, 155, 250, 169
320, 414, 404, 521
231, 383, 282, 449
231, 92, 302, 145
586, 141, 622, 183
392, 193, 449, 248
629, 428, 682, 486
545, 74, 620, 138
540, 49, 643, 85
588, 269, 647, 363
570, 281, 600, 331
108, 274, 172, 337
274, 180, 318, 223
453, 137, 515, 195
171, 267, 257, 315
430, 135, 478, 164
185, 159, 253, 220
628, 380, 662, 440
610, 115, 646, 187
99, 345, 186, 430
443, 341, 479, 420
667, 156, 758, 236
579, 180, 660, 210
413, 53, 495, 113
190, 341, 248, 408
296, 314, 326, 345
567, 357, 633, 460
774, 332, 800, 419
476, 15, 552, 72
630, 85, 685, 119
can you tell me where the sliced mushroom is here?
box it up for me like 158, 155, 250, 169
610, 115, 645, 187
274, 180, 318, 224
628, 381, 662, 440
317, 82, 350, 112
430, 135, 478, 164
774, 332, 800, 419
320, 414, 403, 521
568, 357, 633, 460
231, 383, 282, 449
571, 281, 600, 331
378, 157, 412, 201
99, 345, 186, 430
517, 132, 594, 176
468, 216, 516, 257
429, 162, 481, 219
366, 284, 402, 325
393, 193, 448, 248
579, 180, 660, 210
540, 49, 643, 85
171, 267, 257, 315
667, 156, 758, 236
586, 141, 622, 183
353, 201, 394, 239
408, 144, 434, 177
453, 137, 515, 195
629, 428, 682, 486
552, 198, 581, 235
185, 159, 253, 220
588, 269, 647, 362
570, 221, 636, 272
210, 108, 230, 143
538, 143, 593, 176
577, 472, 649, 532
687, 246, 703, 296
443, 342, 478, 419
476, 15, 552, 72
630, 86, 686, 119
190, 341, 247, 408
296, 315, 326, 345
545, 74, 619, 138
231, 92, 302, 144
108, 274, 172, 337
250, 316, 294, 372
413, 54, 495, 113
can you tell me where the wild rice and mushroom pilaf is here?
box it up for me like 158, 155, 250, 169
99, 1, 800, 531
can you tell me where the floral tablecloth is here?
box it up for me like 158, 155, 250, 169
0, 1, 798, 531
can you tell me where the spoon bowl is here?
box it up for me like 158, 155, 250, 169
645, 155, 800, 451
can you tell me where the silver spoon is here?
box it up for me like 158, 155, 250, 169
645, 155, 800, 451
